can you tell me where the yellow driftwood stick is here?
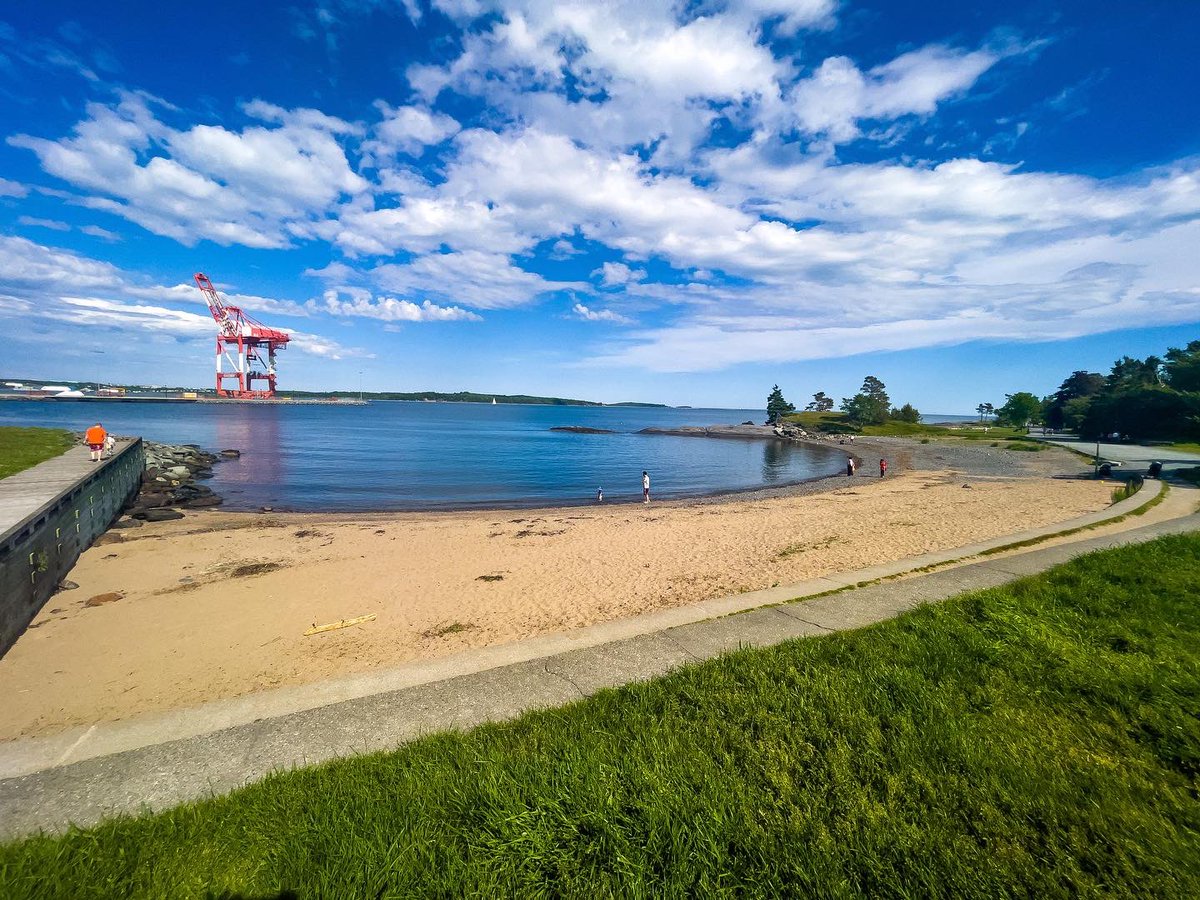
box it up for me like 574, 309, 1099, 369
304, 614, 376, 636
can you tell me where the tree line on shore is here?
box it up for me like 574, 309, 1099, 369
766, 336, 1200, 441
982, 339, 1200, 440
767, 378, 919, 427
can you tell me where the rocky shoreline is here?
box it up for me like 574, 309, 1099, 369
634, 422, 844, 444
122, 441, 236, 522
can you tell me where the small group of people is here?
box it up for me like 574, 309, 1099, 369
84, 422, 114, 462
846, 457, 888, 477
603, 456, 888, 504
595, 470, 653, 504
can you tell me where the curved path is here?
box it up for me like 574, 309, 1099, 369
1037, 434, 1200, 475
1, 478, 1197, 839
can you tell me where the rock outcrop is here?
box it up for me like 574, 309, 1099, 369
124, 441, 228, 518
772, 422, 811, 441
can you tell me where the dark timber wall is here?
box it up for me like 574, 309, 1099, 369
0, 439, 144, 657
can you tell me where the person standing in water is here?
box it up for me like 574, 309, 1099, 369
879, 458, 888, 478
596, 487, 604, 503
84, 422, 107, 463
642, 470, 651, 503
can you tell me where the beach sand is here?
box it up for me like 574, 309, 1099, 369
0, 445, 1112, 741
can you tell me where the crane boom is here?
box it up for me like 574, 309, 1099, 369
195, 272, 237, 336
193, 272, 291, 399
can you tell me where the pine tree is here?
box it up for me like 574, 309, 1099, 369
840, 375, 890, 425
806, 391, 834, 412
766, 385, 795, 424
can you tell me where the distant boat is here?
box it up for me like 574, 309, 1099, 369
491, 398, 497, 405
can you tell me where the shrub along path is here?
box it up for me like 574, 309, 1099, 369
1, 523, 1199, 896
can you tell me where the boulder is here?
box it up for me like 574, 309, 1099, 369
140, 508, 185, 522
181, 495, 222, 508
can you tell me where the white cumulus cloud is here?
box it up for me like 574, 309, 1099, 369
788, 45, 1000, 142
311, 288, 482, 321
573, 301, 633, 324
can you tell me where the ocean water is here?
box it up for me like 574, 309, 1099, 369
0, 401, 850, 511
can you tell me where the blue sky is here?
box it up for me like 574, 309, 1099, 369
0, 0, 1197, 411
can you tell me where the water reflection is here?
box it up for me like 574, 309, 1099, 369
213, 406, 284, 499
761, 438, 788, 482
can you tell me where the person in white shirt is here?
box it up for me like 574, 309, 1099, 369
642, 470, 651, 503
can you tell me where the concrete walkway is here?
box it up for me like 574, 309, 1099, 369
0, 476, 1196, 839
0, 441, 134, 546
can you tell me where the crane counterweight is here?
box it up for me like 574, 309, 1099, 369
194, 272, 291, 399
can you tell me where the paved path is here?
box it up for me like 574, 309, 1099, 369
1036, 435, 1200, 476
0, 441, 134, 545
0, 478, 1195, 839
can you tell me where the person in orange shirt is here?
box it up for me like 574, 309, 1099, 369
84, 422, 107, 462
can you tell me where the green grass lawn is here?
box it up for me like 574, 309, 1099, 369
1169, 442, 1200, 455
784, 412, 1032, 442
3, 535, 1199, 898
784, 409, 859, 432
0, 426, 76, 480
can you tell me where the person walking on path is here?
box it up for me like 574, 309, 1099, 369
85, 422, 107, 463
642, 470, 651, 503
846, 457, 855, 477
879, 458, 888, 478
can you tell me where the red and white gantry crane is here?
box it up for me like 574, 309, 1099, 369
194, 272, 291, 399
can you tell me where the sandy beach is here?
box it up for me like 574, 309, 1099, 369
0, 439, 1112, 740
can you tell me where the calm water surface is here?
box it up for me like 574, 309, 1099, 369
1, 401, 849, 511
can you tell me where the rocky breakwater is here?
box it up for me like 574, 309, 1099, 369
635, 423, 835, 442
773, 422, 827, 442
124, 442, 237, 522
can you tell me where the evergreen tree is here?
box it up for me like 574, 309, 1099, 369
1044, 370, 1105, 429
840, 375, 890, 425
766, 385, 795, 424
1107, 356, 1162, 391
891, 403, 921, 423
806, 391, 834, 412
1164, 340, 1200, 392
